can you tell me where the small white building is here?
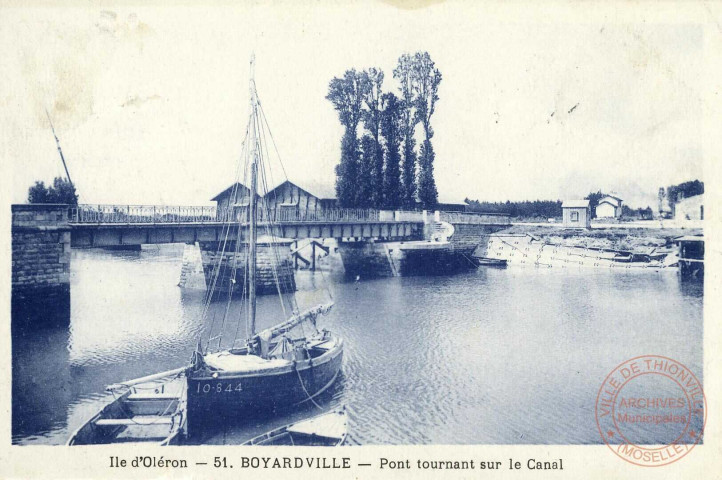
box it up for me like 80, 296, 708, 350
675, 194, 704, 221
562, 200, 591, 228
595, 195, 623, 218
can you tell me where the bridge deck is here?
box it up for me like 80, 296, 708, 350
68, 205, 510, 247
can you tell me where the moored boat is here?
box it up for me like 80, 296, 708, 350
185, 56, 343, 424
69, 57, 345, 444
243, 408, 348, 446
67, 376, 187, 446
474, 257, 507, 267
187, 325, 343, 418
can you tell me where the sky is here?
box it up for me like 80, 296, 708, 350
2, 2, 712, 209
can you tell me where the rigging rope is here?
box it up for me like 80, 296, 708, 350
256, 114, 291, 320
199, 117, 252, 353
294, 362, 323, 411
196, 74, 335, 356
257, 102, 334, 306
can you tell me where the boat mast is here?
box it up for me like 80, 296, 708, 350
248, 55, 259, 337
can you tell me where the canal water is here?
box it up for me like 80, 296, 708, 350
12, 245, 703, 445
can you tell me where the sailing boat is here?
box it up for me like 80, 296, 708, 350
68, 57, 342, 446
184, 57, 343, 423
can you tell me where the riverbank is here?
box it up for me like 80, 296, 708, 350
503, 223, 702, 252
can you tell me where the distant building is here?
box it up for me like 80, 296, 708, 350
211, 182, 260, 211
212, 180, 337, 221
263, 180, 337, 214
675, 193, 704, 221
212, 181, 470, 214
562, 200, 591, 228
435, 195, 469, 212
213, 181, 336, 210
595, 195, 623, 218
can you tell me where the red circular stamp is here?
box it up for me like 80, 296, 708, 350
595, 355, 706, 467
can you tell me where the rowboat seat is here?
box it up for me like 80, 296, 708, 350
127, 393, 179, 401
203, 351, 291, 373
95, 416, 174, 426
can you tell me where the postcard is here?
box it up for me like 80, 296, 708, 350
2, 1, 719, 478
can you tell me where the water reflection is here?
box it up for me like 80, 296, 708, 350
11, 246, 703, 445
12, 314, 71, 443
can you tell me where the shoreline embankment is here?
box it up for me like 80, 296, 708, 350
503, 222, 702, 252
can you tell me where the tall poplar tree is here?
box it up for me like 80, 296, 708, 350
380, 92, 403, 209
412, 52, 442, 209
393, 54, 419, 209
357, 135, 376, 208
361, 68, 385, 208
326, 69, 365, 207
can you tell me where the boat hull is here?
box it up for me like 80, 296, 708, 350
186, 341, 343, 433
67, 385, 187, 446
243, 409, 348, 446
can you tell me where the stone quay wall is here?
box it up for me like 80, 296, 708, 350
339, 240, 482, 278
337, 242, 396, 278
12, 204, 71, 294
339, 222, 513, 278
450, 223, 511, 255
11, 204, 72, 321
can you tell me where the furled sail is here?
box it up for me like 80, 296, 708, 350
253, 302, 334, 344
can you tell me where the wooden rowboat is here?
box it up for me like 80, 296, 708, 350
67, 377, 187, 446
474, 257, 508, 267
243, 408, 348, 446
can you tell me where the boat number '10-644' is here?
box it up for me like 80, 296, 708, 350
196, 382, 243, 393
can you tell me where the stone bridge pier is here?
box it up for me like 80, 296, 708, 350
188, 239, 297, 296
11, 204, 71, 325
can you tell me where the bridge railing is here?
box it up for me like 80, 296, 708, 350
439, 211, 511, 225
277, 208, 380, 222
69, 205, 508, 225
70, 205, 225, 224
210, 207, 380, 223
69, 205, 384, 224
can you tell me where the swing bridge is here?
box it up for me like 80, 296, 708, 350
67, 204, 510, 248
11, 202, 511, 306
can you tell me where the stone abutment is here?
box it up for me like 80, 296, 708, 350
11, 204, 71, 325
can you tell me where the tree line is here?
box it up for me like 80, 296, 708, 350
465, 199, 563, 219
621, 205, 654, 219
663, 180, 703, 210
327, 52, 441, 210
466, 195, 654, 220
